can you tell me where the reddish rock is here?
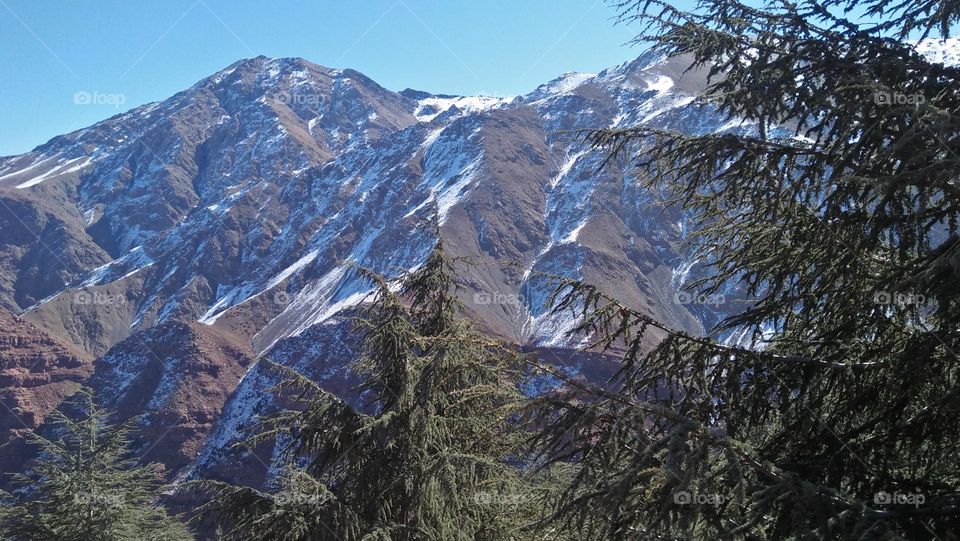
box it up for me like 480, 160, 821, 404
0, 308, 93, 481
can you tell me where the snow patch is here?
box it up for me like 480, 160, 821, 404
198, 285, 253, 325
188, 359, 275, 478
0, 155, 93, 189
559, 220, 588, 244
913, 37, 960, 67
640, 95, 695, 124
414, 95, 509, 122
671, 255, 698, 290
550, 150, 588, 189
17, 156, 92, 189
265, 250, 319, 290
645, 74, 674, 93
0, 155, 59, 181
435, 157, 481, 223
537, 72, 595, 96
79, 246, 155, 287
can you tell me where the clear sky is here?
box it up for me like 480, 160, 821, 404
0, 0, 664, 156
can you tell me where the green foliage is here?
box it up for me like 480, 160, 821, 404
188, 469, 360, 541
528, 0, 960, 539
0, 388, 192, 541
199, 240, 554, 540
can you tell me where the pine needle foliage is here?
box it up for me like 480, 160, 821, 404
529, 0, 960, 539
0, 388, 192, 541
198, 239, 545, 540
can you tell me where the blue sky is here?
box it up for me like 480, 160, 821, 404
0, 0, 663, 156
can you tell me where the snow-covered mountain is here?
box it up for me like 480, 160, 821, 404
7, 38, 950, 486
0, 51, 731, 484
1, 53, 718, 352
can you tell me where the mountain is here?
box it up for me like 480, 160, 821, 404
0, 46, 839, 487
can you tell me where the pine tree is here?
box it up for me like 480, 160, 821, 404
0, 388, 192, 541
198, 238, 552, 540
530, 0, 960, 539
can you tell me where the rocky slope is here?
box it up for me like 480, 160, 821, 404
0, 308, 92, 476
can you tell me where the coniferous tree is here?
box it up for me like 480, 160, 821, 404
530, 0, 960, 539
198, 238, 551, 540
0, 389, 192, 541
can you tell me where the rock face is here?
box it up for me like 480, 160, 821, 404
0, 308, 92, 476
0, 51, 743, 485
91, 321, 254, 475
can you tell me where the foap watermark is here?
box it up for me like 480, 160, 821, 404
473, 490, 532, 506
73, 290, 127, 307
874, 491, 925, 507
273, 491, 329, 506
73, 91, 126, 108
275, 92, 321, 107
674, 291, 725, 308
473, 291, 525, 307
673, 490, 726, 506
873, 291, 927, 307
873, 91, 925, 106
73, 491, 124, 508
273, 290, 292, 307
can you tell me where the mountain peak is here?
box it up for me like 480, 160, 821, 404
525, 71, 596, 101
203, 55, 334, 88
